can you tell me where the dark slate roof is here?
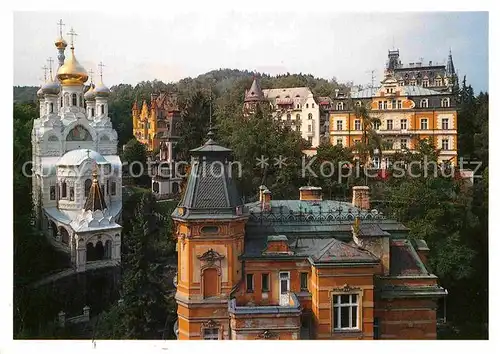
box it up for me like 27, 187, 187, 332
358, 224, 391, 237
171, 133, 244, 220
244, 77, 265, 102
350, 85, 446, 99
309, 238, 378, 265
389, 239, 429, 276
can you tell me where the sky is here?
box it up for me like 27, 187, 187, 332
13, 11, 488, 92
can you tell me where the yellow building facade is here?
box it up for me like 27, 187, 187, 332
132, 93, 181, 151
329, 75, 458, 165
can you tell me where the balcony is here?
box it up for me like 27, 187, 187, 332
228, 293, 302, 340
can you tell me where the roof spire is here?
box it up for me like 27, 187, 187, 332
84, 162, 107, 212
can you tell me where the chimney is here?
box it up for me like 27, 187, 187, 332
352, 186, 370, 210
262, 189, 272, 212
299, 186, 322, 201
352, 218, 391, 275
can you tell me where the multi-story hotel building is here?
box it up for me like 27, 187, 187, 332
329, 50, 458, 166
171, 131, 446, 340
244, 78, 321, 148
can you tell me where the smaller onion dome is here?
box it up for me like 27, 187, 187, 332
84, 83, 96, 101
94, 81, 110, 98
36, 86, 44, 99
41, 77, 61, 95
55, 36, 68, 50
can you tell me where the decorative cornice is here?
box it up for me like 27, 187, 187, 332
333, 283, 362, 293
202, 319, 218, 328
198, 249, 225, 263
257, 330, 279, 340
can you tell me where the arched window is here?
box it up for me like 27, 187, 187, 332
60, 97, 63, 108
91, 108, 95, 117
308, 113, 313, 120
64, 94, 69, 106
420, 99, 428, 108
286, 114, 291, 120
306, 103, 309, 108
336, 102, 344, 110
49, 103, 54, 113
61, 181, 67, 198
70, 187, 74, 201
80, 95, 84, 107
101, 105, 105, 115
356, 101, 362, 107
84, 179, 92, 197
72, 93, 77, 106
296, 114, 300, 120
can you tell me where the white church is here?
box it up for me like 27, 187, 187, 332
32, 23, 122, 273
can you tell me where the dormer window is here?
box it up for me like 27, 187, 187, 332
441, 98, 450, 108
420, 99, 429, 108
336, 102, 344, 110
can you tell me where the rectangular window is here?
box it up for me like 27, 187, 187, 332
386, 119, 393, 130
333, 294, 359, 330
397, 100, 402, 109
336, 120, 343, 131
312, 103, 315, 108
70, 187, 74, 201
262, 273, 269, 292
400, 119, 407, 130
300, 272, 308, 291
246, 274, 254, 292
373, 121, 380, 130
420, 118, 428, 130
62, 183, 67, 198
308, 136, 313, 144
383, 101, 388, 110
391, 100, 396, 109
308, 125, 312, 132
336, 138, 343, 146
106, 180, 109, 195
423, 80, 429, 88
442, 118, 449, 130
111, 182, 116, 196
386, 139, 394, 149
442, 139, 449, 150
354, 120, 361, 130
203, 328, 219, 340
378, 101, 383, 110
401, 139, 408, 149
50, 186, 56, 200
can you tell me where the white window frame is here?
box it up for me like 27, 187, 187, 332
400, 119, 407, 130
420, 99, 428, 108
354, 120, 361, 131
373, 121, 381, 130
386, 119, 393, 130
442, 139, 449, 150
400, 139, 408, 149
441, 98, 450, 108
336, 120, 343, 131
333, 294, 360, 331
442, 118, 449, 130
420, 118, 428, 130
336, 102, 344, 110
336, 138, 343, 146
397, 100, 402, 109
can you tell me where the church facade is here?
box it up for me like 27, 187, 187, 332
171, 132, 446, 340
31, 24, 122, 273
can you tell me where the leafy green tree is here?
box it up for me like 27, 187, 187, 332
122, 138, 148, 186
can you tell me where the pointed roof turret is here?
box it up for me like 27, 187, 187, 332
172, 128, 243, 220
446, 49, 455, 76
244, 75, 265, 103
84, 164, 107, 212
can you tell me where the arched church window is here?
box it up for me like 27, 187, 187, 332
84, 179, 92, 197
80, 95, 84, 107
64, 94, 69, 106
106, 180, 109, 195
50, 186, 56, 200
111, 182, 116, 196
91, 108, 95, 117
66, 125, 92, 141
61, 181, 67, 198
101, 105, 105, 115
70, 187, 74, 201
60, 97, 63, 108
49, 103, 54, 113
72, 93, 77, 106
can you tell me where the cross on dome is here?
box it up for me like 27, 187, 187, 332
57, 19, 65, 38
67, 27, 78, 48
41, 64, 48, 82
88, 69, 94, 83
47, 57, 54, 77
98, 61, 106, 82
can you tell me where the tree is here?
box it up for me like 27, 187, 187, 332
122, 138, 148, 186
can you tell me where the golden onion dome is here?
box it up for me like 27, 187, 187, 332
84, 83, 96, 101
94, 81, 110, 98
57, 48, 88, 86
55, 36, 68, 49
